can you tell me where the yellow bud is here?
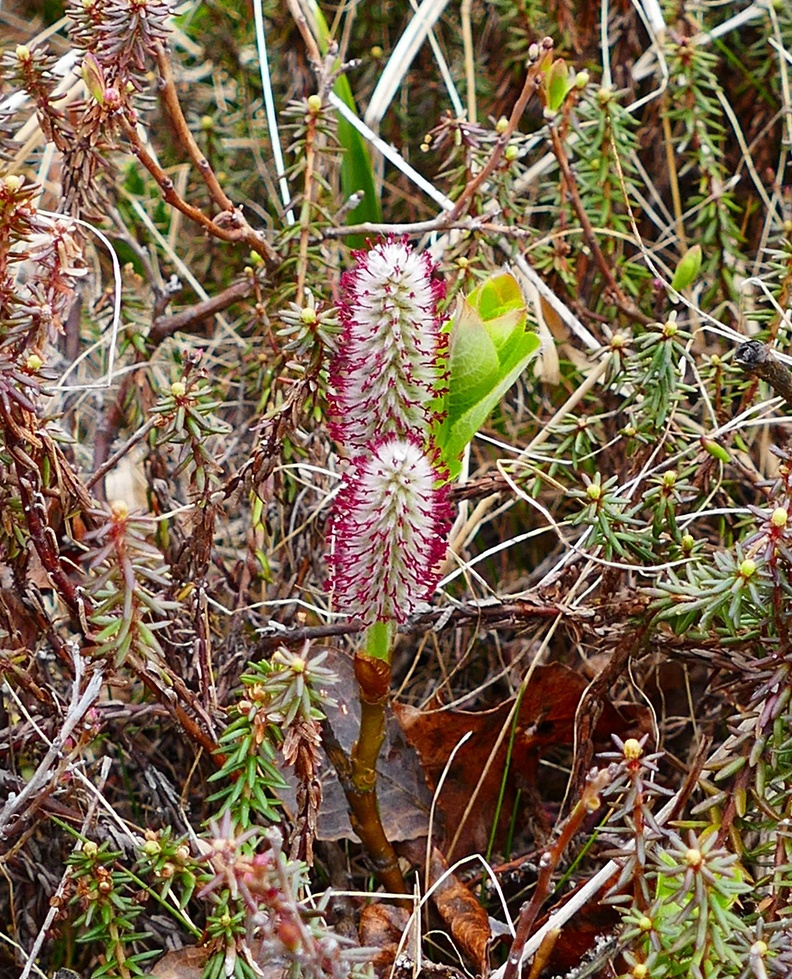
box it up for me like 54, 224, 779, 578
307, 94, 323, 114
771, 507, 788, 528
623, 738, 643, 760
684, 847, 703, 868
110, 500, 129, 521
170, 381, 186, 399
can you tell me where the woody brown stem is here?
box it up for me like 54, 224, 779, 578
446, 53, 545, 224
117, 111, 277, 262
321, 654, 409, 901
735, 341, 792, 407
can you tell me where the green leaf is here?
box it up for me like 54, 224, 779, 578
671, 244, 702, 292
435, 272, 541, 480
545, 58, 573, 113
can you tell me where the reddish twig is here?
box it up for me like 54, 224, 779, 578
502, 767, 614, 979
547, 125, 652, 327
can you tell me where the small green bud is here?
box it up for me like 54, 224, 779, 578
16, 44, 31, 62
586, 483, 602, 502
82, 840, 99, 858
574, 70, 590, 89
637, 915, 653, 932
671, 244, 703, 292
25, 354, 43, 372
142, 839, 161, 856
300, 306, 317, 326
170, 381, 186, 399
596, 85, 614, 105
370, 45, 384, 59
771, 507, 788, 528
681, 533, 695, 553
249, 250, 263, 266
495, 115, 509, 134
662, 470, 676, 489
307, 94, 323, 114
739, 558, 757, 579
200, 115, 214, 130
504, 143, 519, 162
701, 437, 731, 463
3, 174, 22, 192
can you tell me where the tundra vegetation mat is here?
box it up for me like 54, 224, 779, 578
2, 1, 792, 978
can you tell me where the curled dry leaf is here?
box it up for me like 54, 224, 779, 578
399, 838, 493, 975
394, 662, 649, 860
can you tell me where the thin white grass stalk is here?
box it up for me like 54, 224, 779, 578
328, 92, 454, 211
34, 211, 123, 392
413, 0, 464, 119
19, 756, 113, 979
364, 0, 452, 130
0, 647, 104, 838
490, 787, 686, 979
638, 0, 665, 36
690, 2, 767, 47
716, 90, 777, 217
253, 0, 294, 224
439, 525, 556, 589
204, 594, 344, 619
124, 196, 246, 348
424, 730, 475, 898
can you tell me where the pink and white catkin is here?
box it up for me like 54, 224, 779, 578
329, 236, 447, 450
328, 238, 450, 626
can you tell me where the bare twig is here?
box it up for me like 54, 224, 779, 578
735, 341, 792, 407
149, 275, 256, 345
547, 124, 652, 326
